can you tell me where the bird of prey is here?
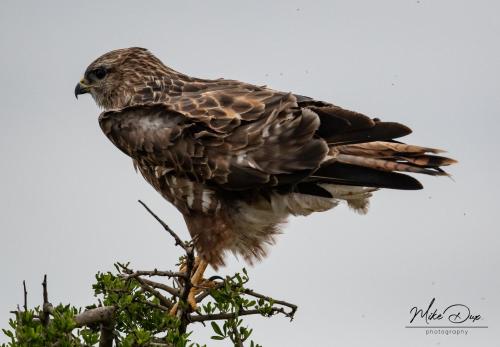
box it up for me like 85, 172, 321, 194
75, 47, 455, 274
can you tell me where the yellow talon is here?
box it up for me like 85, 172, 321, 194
169, 257, 208, 315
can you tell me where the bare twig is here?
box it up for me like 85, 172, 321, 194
118, 202, 199, 333
138, 200, 188, 251
137, 199, 197, 332
22, 281, 27, 312
142, 300, 170, 312
117, 263, 175, 308
134, 276, 174, 309
243, 289, 298, 318
180, 248, 195, 297
194, 281, 297, 320
189, 307, 294, 322
121, 269, 186, 280
119, 266, 182, 296
41, 275, 52, 327
42, 275, 48, 305
177, 247, 195, 334
140, 278, 180, 298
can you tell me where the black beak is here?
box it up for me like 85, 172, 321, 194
74, 82, 89, 99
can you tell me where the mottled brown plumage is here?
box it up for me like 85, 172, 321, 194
76, 47, 456, 268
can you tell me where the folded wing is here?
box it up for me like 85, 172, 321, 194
99, 90, 456, 197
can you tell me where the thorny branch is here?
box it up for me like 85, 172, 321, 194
41, 275, 51, 328
177, 248, 195, 331
243, 288, 298, 319
22, 280, 27, 312
7, 200, 297, 346
118, 263, 174, 309
121, 269, 186, 280
140, 277, 181, 298
188, 307, 293, 323
138, 199, 188, 251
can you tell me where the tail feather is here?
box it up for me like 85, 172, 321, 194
338, 141, 444, 155
335, 141, 456, 175
336, 154, 446, 176
295, 102, 457, 190
311, 162, 424, 190
310, 140, 456, 190
397, 155, 457, 167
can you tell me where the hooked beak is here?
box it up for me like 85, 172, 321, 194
74, 80, 90, 99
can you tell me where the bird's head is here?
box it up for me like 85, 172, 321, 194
75, 47, 170, 110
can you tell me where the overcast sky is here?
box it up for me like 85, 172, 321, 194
1, 1, 499, 346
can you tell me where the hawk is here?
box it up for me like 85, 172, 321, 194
75, 47, 455, 270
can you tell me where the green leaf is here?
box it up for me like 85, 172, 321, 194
210, 335, 225, 340
211, 321, 223, 336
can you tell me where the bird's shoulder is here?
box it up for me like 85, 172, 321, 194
161, 80, 297, 132
114, 75, 300, 132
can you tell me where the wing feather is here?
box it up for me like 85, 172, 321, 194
98, 94, 329, 191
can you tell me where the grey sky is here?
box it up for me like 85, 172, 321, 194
1, 1, 499, 346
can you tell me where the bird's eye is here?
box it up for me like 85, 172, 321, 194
92, 67, 107, 80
